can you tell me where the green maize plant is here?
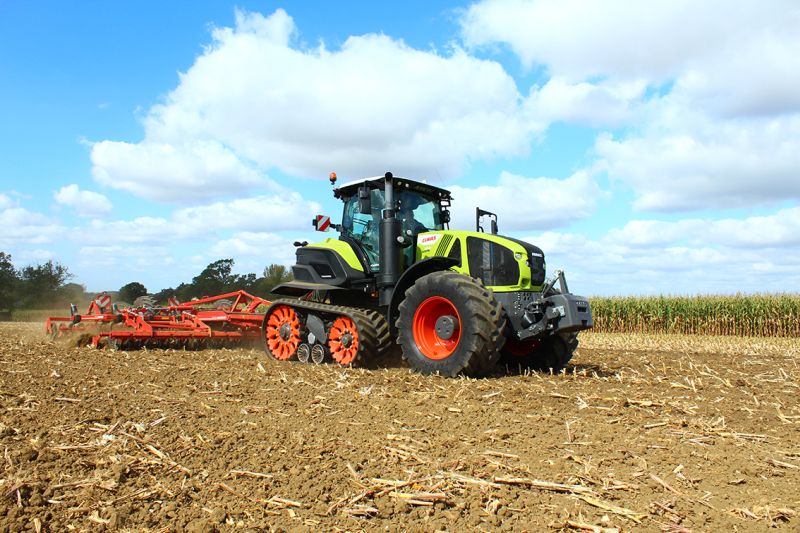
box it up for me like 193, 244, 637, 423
590, 293, 800, 337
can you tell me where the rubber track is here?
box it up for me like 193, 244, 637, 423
265, 299, 391, 365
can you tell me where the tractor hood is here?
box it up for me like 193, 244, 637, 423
415, 230, 546, 292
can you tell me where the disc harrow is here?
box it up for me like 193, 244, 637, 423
46, 291, 271, 350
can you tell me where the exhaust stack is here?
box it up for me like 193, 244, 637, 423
378, 172, 402, 306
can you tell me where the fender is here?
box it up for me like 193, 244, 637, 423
387, 256, 459, 333
271, 280, 344, 296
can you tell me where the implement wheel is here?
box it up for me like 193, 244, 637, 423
396, 271, 505, 377
263, 305, 301, 361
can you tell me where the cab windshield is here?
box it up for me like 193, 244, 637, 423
341, 189, 444, 271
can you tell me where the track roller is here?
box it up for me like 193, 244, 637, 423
297, 343, 311, 363
311, 343, 326, 364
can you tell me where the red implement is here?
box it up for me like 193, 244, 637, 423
46, 291, 271, 350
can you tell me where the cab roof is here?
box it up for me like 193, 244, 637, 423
333, 175, 452, 201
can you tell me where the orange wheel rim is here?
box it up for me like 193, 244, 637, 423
328, 316, 359, 364
412, 296, 461, 360
265, 305, 300, 360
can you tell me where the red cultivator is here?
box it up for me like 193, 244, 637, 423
46, 291, 270, 350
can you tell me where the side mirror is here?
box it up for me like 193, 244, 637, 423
358, 186, 371, 214
490, 219, 498, 235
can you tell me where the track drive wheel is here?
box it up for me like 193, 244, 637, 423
328, 316, 359, 365
263, 305, 301, 361
501, 333, 577, 372
396, 271, 505, 377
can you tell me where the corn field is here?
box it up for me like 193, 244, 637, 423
590, 293, 800, 337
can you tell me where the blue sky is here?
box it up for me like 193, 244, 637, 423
1, 0, 799, 296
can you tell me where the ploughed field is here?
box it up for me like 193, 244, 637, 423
1, 322, 798, 532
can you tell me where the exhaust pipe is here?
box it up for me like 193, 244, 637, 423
378, 172, 402, 306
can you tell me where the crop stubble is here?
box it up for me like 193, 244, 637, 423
0, 323, 798, 532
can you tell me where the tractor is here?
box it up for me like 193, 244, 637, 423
262, 172, 592, 376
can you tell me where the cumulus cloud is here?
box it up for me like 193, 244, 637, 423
462, 0, 800, 90
0, 207, 64, 246
72, 191, 318, 246
524, 77, 644, 128
209, 231, 297, 263
54, 184, 113, 217
447, 170, 602, 231
91, 140, 267, 203
14, 249, 54, 263
78, 245, 174, 269
172, 192, 321, 232
462, 0, 800, 211
596, 105, 800, 211
524, 207, 800, 295
0, 194, 16, 210
91, 8, 540, 203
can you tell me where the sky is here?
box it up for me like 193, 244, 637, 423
1, 0, 799, 296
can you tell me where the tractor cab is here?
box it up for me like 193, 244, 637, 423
335, 177, 452, 271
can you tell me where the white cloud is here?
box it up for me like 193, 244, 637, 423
15, 249, 54, 263
524, 77, 644, 127
209, 232, 297, 264
91, 8, 539, 202
82, 216, 182, 245
596, 111, 800, 211
524, 207, 800, 295
172, 192, 321, 232
54, 184, 113, 217
448, 170, 602, 231
0, 194, 16, 210
78, 245, 174, 269
462, 0, 800, 211
91, 140, 267, 203
461, 0, 800, 92
0, 207, 64, 246
73, 191, 318, 246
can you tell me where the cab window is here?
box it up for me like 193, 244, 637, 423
397, 191, 443, 235
341, 189, 383, 271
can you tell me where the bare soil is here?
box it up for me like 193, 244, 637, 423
1, 322, 798, 532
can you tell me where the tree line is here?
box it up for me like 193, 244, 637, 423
0, 252, 292, 311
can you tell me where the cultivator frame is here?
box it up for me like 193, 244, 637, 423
46, 291, 271, 350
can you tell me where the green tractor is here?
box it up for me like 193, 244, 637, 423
262, 172, 592, 376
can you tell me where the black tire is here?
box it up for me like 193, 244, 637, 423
396, 271, 505, 377
501, 333, 577, 372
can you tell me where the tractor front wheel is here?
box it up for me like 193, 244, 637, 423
396, 271, 505, 377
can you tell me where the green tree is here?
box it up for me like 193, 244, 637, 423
118, 281, 148, 303
257, 264, 293, 297
152, 287, 177, 305
189, 259, 237, 298
0, 252, 19, 310
18, 260, 71, 308
60, 283, 87, 307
